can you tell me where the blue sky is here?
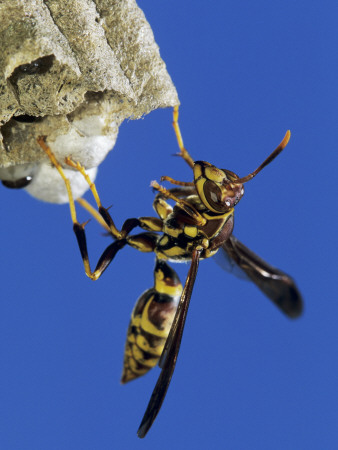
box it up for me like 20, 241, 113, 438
1, 1, 337, 449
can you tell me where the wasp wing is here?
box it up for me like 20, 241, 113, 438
214, 242, 250, 280
222, 235, 303, 318
137, 249, 201, 438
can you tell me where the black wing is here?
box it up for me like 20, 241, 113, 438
137, 249, 202, 438
222, 235, 303, 318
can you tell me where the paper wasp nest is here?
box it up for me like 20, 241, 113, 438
0, 0, 179, 203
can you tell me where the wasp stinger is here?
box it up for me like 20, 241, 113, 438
38, 106, 303, 438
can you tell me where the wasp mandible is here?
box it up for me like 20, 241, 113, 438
38, 106, 303, 438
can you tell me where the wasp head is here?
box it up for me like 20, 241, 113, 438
193, 130, 291, 215
193, 162, 244, 213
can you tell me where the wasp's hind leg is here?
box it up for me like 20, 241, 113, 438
37, 137, 138, 280
121, 259, 183, 384
64, 156, 131, 240
37, 136, 78, 226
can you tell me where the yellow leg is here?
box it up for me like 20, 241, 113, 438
151, 180, 206, 226
65, 157, 123, 240
38, 137, 129, 281
37, 136, 78, 224
160, 175, 194, 187
76, 197, 111, 233
172, 105, 195, 169
38, 136, 96, 278
65, 158, 101, 207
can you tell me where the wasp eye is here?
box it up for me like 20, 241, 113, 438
209, 190, 218, 203
204, 180, 224, 211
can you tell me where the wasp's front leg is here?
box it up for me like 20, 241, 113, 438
152, 194, 174, 221
152, 186, 197, 223
172, 105, 195, 169
151, 181, 206, 226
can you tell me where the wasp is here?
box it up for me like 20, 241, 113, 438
38, 106, 303, 438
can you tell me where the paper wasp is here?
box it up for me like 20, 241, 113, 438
38, 106, 303, 438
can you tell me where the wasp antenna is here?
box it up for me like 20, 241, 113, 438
281, 129, 291, 146
234, 130, 291, 184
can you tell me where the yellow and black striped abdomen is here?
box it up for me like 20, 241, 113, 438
121, 259, 182, 384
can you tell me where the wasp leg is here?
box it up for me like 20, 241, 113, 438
156, 186, 197, 199
37, 137, 144, 280
126, 232, 158, 253
94, 232, 160, 279
152, 195, 173, 221
136, 217, 163, 232
124, 186, 197, 234
37, 136, 78, 225
152, 186, 197, 222
74, 212, 163, 278
172, 105, 195, 169
76, 197, 111, 233
77, 194, 164, 235
77, 194, 173, 234
66, 158, 163, 241
64, 157, 126, 240
74, 225, 127, 280
121, 258, 183, 384
151, 181, 206, 226
160, 175, 194, 187
71, 228, 158, 281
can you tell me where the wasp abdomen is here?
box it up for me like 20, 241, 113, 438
121, 260, 182, 384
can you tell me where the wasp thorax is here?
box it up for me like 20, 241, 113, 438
194, 161, 245, 214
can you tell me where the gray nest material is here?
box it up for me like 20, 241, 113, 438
0, 0, 179, 203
